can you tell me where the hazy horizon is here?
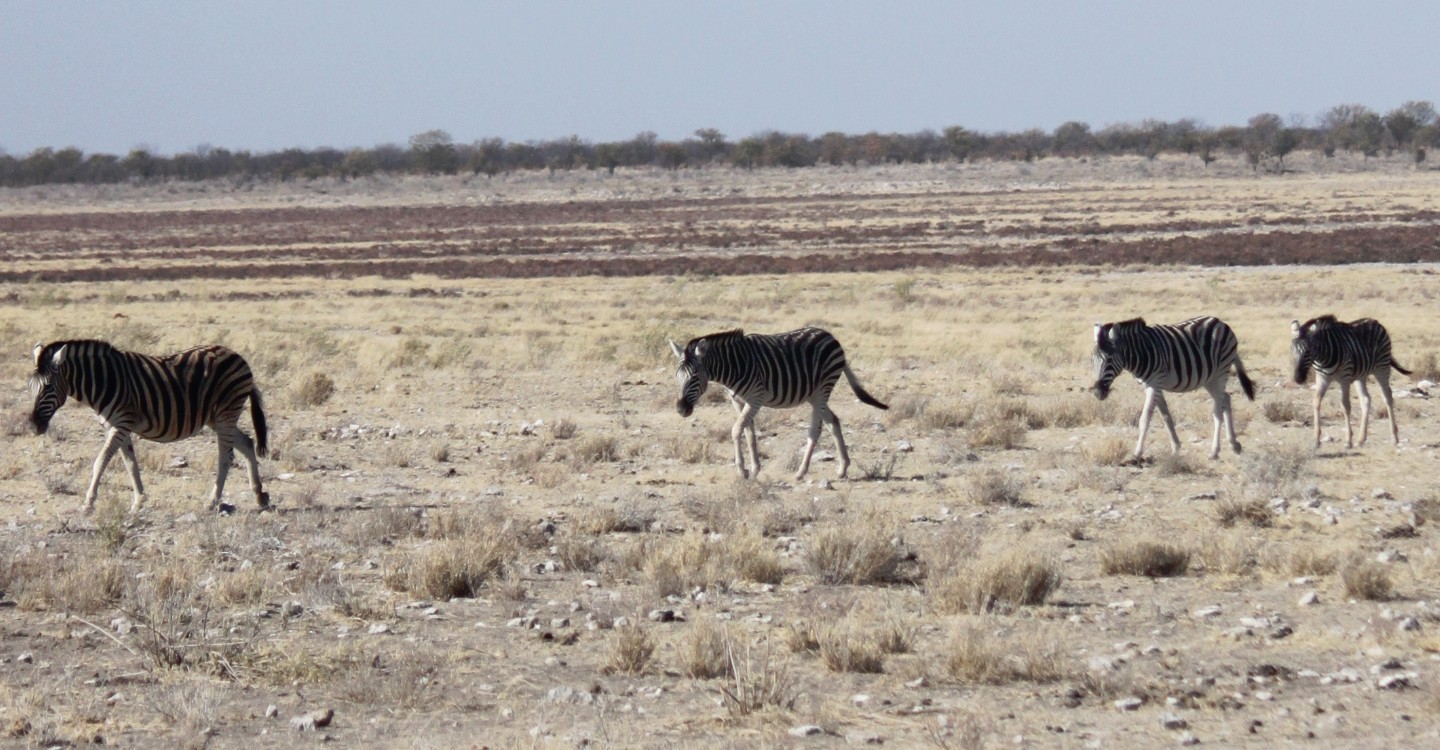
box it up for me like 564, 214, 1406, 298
4, 1, 1438, 156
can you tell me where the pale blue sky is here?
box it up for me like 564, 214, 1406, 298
3, 1, 1437, 155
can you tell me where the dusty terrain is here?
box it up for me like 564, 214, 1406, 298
3, 154, 1440, 748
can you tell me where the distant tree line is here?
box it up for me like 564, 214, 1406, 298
3, 101, 1436, 188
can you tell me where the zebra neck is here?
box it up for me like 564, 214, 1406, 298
701, 350, 749, 391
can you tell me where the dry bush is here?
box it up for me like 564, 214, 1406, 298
122, 560, 266, 672
946, 621, 1070, 685
1152, 450, 1202, 476
1410, 351, 1440, 382
388, 337, 431, 370
889, 394, 974, 431
1045, 396, 1114, 428
1099, 540, 1191, 578
1261, 542, 1343, 577
1262, 398, 1307, 424
385, 537, 512, 599
429, 441, 450, 463
875, 613, 917, 655
555, 532, 609, 573
967, 414, 1027, 450
785, 620, 822, 654
720, 637, 799, 719
965, 469, 1025, 507
214, 567, 270, 606
802, 523, 908, 585
336, 650, 446, 711
818, 621, 885, 674
550, 418, 578, 440
506, 442, 548, 474
604, 622, 655, 675
291, 370, 335, 408
679, 619, 734, 679
1214, 497, 1273, 528
1084, 435, 1132, 466
931, 547, 1062, 614
144, 677, 223, 750
663, 435, 715, 465
4, 545, 125, 614
635, 530, 783, 596
568, 433, 621, 467
247, 641, 371, 687
681, 481, 811, 538
1238, 443, 1312, 499
992, 398, 1046, 429
1341, 557, 1393, 601
342, 505, 424, 546
577, 505, 654, 535
1195, 531, 1257, 577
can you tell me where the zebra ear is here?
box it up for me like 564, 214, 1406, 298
669, 340, 685, 361
1093, 323, 1103, 344
33, 342, 44, 365
1290, 320, 1302, 337
694, 339, 709, 358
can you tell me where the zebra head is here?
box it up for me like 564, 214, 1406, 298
1290, 318, 1317, 384
29, 342, 69, 435
670, 338, 710, 418
1089, 322, 1124, 401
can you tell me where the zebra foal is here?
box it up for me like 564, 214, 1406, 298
1090, 316, 1256, 460
28, 340, 271, 514
1291, 315, 1411, 449
670, 327, 888, 479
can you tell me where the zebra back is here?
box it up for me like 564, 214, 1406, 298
1094, 316, 1252, 398
1292, 315, 1410, 384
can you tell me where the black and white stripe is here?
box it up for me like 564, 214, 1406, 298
670, 327, 888, 479
29, 339, 270, 514
1091, 316, 1256, 460
1291, 315, 1411, 448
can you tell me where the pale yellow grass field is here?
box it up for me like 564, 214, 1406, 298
3, 256, 1440, 748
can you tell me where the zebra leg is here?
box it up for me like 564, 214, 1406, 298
1153, 392, 1181, 454
209, 436, 235, 512
1339, 383, 1355, 448
1134, 388, 1161, 459
1356, 378, 1373, 447
731, 402, 759, 479
230, 429, 270, 509
1222, 391, 1242, 455
796, 407, 823, 480
116, 433, 147, 512
1373, 370, 1400, 445
1311, 377, 1330, 448
83, 428, 126, 515
826, 409, 851, 479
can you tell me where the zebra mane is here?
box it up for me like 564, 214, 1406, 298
1298, 315, 1339, 333
33, 339, 117, 379
687, 329, 744, 350
1108, 318, 1148, 334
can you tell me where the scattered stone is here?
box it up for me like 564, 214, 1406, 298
367, 623, 390, 635
1373, 488, 1394, 500
1108, 600, 1136, 611
1298, 591, 1320, 606
896, 440, 913, 453
1114, 697, 1144, 711
582, 579, 600, 588
283, 601, 304, 618
545, 686, 595, 705
851, 694, 871, 707
1239, 617, 1270, 629
550, 618, 571, 629
1378, 674, 1414, 690
1372, 658, 1404, 673
1160, 712, 1188, 730
904, 677, 928, 689
845, 730, 885, 745
16, 653, 33, 664
265, 705, 279, 718
507, 616, 539, 629
1178, 731, 1200, 746
1184, 492, 1218, 501
647, 609, 679, 623
1270, 625, 1294, 640
1399, 616, 1421, 632
290, 708, 334, 732
1377, 549, 1407, 564
788, 725, 824, 738
1191, 606, 1222, 619
1254, 691, 1274, 701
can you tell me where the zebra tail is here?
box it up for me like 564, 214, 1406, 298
1392, 359, 1414, 376
1234, 360, 1257, 401
251, 388, 270, 458
844, 366, 889, 410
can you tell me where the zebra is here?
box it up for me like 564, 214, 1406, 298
1291, 315, 1411, 449
1090, 316, 1256, 461
669, 327, 888, 480
28, 339, 271, 515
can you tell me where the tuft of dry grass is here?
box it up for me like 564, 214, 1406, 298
1099, 540, 1191, 578
604, 622, 655, 675
931, 547, 1063, 614
679, 619, 734, 680
1261, 542, 1343, 577
291, 370, 335, 408
945, 621, 1070, 685
719, 636, 799, 719
967, 414, 1027, 450
1152, 450, 1202, 476
818, 621, 886, 674
632, 530, 783, 597
385, 536, 512, 599
1341, 557, 1393, 601
555, 532, 609, 573
1085, 435, 1133, 466
965, 469, 1026, 507
802, 523, 908, 585
1214, 497, 1274, 528
889, 394, 974, 431
1239, 443, 1311, 499
1262, 399, 1307, 424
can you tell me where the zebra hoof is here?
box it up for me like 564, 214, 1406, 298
257, 491, 272, 510
216, 503, 237, 516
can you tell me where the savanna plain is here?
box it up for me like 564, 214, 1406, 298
5, 154, 1440, 748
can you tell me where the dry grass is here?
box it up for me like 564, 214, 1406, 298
632, 530, 783, 597
1262, 399, 1307, 424
679, 619, 734, 679
931, 548, 1063, 614
1214, 497, 1274, 528
719, 636, 799, 719
1099, 540, 1191, 578
965, 468, 1026, 507
291, 370, 335, 407
604, 621, 656, 675
1085, 435, 1133, 466
818, 620, 886, 674
802, 523, 908, 585
385, 536, 512, 599
945, 621, 1070, 685
1341, 557, 1394, 601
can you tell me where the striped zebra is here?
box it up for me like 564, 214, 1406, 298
1090, 316, 1256, 461
29, 340, 271, 515
1291, 315, 1411, 449
669, 327, 889, 480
